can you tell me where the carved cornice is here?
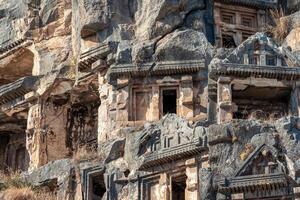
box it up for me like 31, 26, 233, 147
216, 173, 294, 194
109, 60, 206, 80
0, 76, 39, 114
139, 138, 207, 170
0, 38, 33, 60
210, 63, 300, 81
78, 42, 116, 72
216, 0, 277, 8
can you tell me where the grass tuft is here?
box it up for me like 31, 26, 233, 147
267, 8, 291, 43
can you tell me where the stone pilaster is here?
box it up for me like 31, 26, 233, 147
179, 75, 194, 120
116, 77, 129, 123
185, 158, 198, 200
151, 85, 160, 121
159, 173, 170, 200
217, 77, 233, 124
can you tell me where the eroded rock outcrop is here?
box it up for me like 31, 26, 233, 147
1, 0, 300, 200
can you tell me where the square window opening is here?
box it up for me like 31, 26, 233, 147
241, 15, 256, 28
221, 11, 236, 24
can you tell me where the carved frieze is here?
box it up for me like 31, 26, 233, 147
138, 119, 208, 170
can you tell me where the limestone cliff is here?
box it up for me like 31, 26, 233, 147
1, 0, 300, 200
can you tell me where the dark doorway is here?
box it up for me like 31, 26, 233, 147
0, 135, 9, 170
172, 175, 186, 200
89, 173, 106, 200
162, 89, 177, 116
15, 146, 26, 171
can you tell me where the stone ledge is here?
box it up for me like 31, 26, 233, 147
217, 173, 293, 194
210, 63, 300, 80
139, 139, 207, 170
109, 60, 205, 79
0, 76, 39, 105
78, 42, 116, 72
0, 38, 33, 60
216, 0, 277, 8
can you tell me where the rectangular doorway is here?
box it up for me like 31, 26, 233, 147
171, 175, 187, 200
160, 88, 178, 117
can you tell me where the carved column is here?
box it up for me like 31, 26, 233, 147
179, 75, 194, 120
185, 158, 198, 200
217, 77, 233, 124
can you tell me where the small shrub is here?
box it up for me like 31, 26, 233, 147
0, 171, 57, 200
73, 146, 99, 163
267, 8, 291, 43
0, 171, 30, 191
3, 187, 35, 200
2, 187, 56, 200
35, 191, 57, 200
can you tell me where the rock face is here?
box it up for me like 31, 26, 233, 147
1, 0, 300, 200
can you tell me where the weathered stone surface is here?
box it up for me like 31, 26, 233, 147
135, 0, 205, 40
155, 29, 213, 62
104, 138, 126, 163
1, 1, 300, 200
25, 159, 75, 200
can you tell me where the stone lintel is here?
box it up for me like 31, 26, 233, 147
117, 77, 129, 86
185, 158, 196, 166
231, 193, 244, 200
181, 75, 193, 82
218, 76, 232, 84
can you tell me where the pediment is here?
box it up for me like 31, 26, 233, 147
223, 33, 300, 67
234, 144, 284, 177
139, 124, 201, 155
137, 116, 208, 169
